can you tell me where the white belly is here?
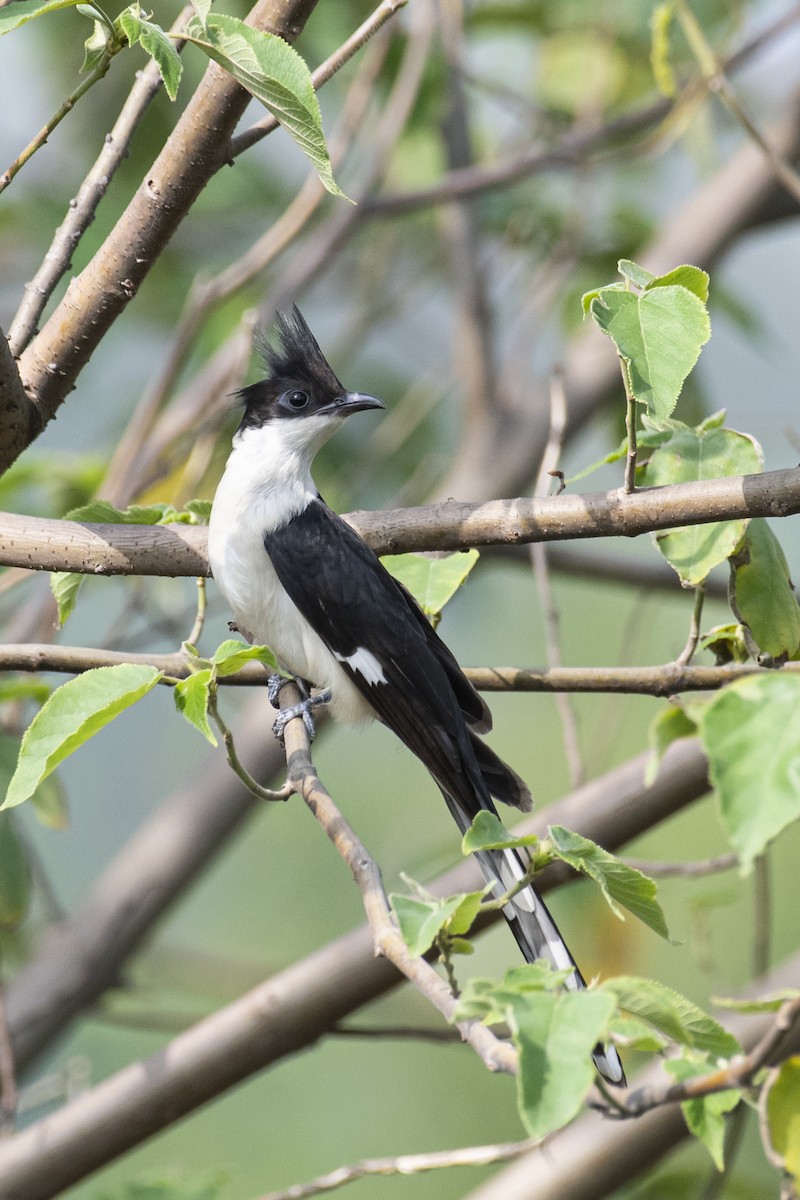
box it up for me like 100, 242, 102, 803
208, 444, 373, 725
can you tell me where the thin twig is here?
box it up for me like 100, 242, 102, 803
0, 46, 123, 197
675, 582, 706, 666
185, 578, 207, 648
254, 1135, 544, 1200
207, 688, 292, 802
531, 370, 585, 787
277, 680, 518, 1077
620, 853, 738, 879
753, 852, 772, 979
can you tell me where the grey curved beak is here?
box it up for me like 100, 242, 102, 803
325, 391, 385, 417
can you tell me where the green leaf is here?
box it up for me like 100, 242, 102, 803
3, 665, 162, 810
548, 825, 670, 940
184, 498, 213, 524
765, 1057, 800, 1184
699, 623, 750, 665
80, 8, 113, 73
700, 673, 800, 874
184, 14, 346, 199
0, 812, 30, 928
209, 640, 278, 676
390, 892, 463, 957
646, 703, 698, 785
712, 989, 799, 1014
0, 678, 50, 705
512, 989, 617, 1139
730, 519, 800, 661
603, 976, 740, 1058
462, 810, 540, 854
665, 1057, 739, 1170
589, 284, 710, 419
645, 425, 763, 585
765, 1061, 800, 1173
647, 264, 710, 303
174, 670, 216, 746
51, 571, 86, 627
580, 279, 624, 317
118, 4, 182, 100
0, 0, 83, 35
609, 1014, 670, 1052
618, 259, 655, 288
383, 550, 480, 621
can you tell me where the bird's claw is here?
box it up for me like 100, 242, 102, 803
271, 687, 331, 745
267, 673, 289, 709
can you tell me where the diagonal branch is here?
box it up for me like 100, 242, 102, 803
279, 680, 518, 1075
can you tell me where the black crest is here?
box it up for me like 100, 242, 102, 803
237, 307, 345, 431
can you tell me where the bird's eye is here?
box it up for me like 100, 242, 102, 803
284, 389, 309, 411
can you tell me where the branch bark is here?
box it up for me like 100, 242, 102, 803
0, 466, 796, 574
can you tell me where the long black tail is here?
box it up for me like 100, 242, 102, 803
441, 789, 626, 1087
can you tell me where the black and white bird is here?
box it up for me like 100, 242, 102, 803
208, 307, 624, 1087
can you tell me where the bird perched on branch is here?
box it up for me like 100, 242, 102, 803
208, 306, 624, 1087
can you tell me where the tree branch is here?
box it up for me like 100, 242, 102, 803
0, 466, 796, 574
278, 680, 517, 1076
0, 739, 710, 1195
9, 0, 322, 471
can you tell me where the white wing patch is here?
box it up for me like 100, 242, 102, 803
335, 646, 387, 686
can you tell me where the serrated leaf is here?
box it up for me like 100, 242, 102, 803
548, 825, 670, 939
730, 519, 800, 661
700, 673, 800, 874
512, 989, 616, 1139
665, 1057, 739, 1170
764, 1057, 800, 1182
646, 703, 699, 785
589, 284, 710, 419
603, 976, 740, 1058
712, 989, 799, 1014
0, 0, 82, 35
647, 265, 709, 303
455, 963, 574, 1024
209, 640, 278, 677
118, 4, 182, 100
462, 810, 540, 854
646, 425, 762, 585
184, 14, 346, 199
0, 812, 30, 927
3, 665, 162, 810
383, 550, 480, 620
174, 670, 216, 745
580, 279, 624, 317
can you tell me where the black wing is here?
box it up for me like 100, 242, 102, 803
263, 499, 512, 814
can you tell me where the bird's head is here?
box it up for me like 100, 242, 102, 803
236, 307, 384, 448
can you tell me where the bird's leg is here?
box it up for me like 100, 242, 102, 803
269, 675, 332, 744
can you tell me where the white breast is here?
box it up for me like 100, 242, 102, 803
207, 421, 373, 725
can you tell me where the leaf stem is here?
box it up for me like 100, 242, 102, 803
675, 582, 706, 666
207, 689, 291, 802
621, 360, 638, 494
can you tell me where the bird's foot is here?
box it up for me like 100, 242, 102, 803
267, 673, 289, 709
271, 685, 331, 745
